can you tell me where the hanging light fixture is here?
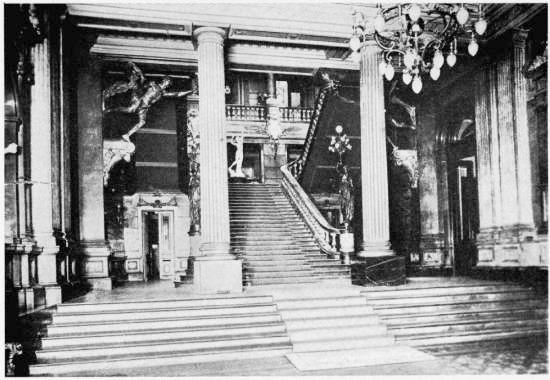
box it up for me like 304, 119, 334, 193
349, 3, 487, 94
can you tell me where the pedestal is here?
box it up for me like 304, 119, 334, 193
193, 258, 243, 294
79, 242, 113, 290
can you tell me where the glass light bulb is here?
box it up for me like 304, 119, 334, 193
379, 61, 387, 75
468, 39, 479, 56
402, 71, 413, 85
384, 63, 395, 81
430, 66, 441, 81
374, 13, 385, 33
349, 35, 361, 52
446, 52, 457, 67
433, 50, 444, 69
335, 125, 343, 134
412, 75, 423, 94
475, 18, 487, 35
408, 4, 421, 22
456, 6, 469, 25
351, 51, 361, 63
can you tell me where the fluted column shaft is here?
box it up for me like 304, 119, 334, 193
512, 30, 535, 227
30, 41, 59, 287
358, 41, 393, 257
194, 27, 232, 257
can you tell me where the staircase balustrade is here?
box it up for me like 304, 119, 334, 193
281, 163, 343, 260
225, 104, 312, 123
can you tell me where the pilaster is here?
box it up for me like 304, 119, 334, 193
417, 101, 445, 266
193, 26, 242, 293
357, 40, 393, 257
29, 38, 61, 305
77, 55, 112, 290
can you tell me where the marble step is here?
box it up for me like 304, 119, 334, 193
381, 307, 548, 326
30, 345, 291, 376
249, 277, 318, 285
374, 299, 545, 316
363, 280, 518, 292
389, 318, 548, 336
234, 247, 307, 254
41, 322, 287, 349
245, 265, 312, 272
275, 296, 367, 310
55, 295, 274, 314
366, 290, 535, 306
46, 312, 284, 337
396, 327, 549, 347
289, 325, 389, 343
36, 334, 291, 362
247, 270, 314, 279
284, 315, 382, 330
52, 304, 278, 324
279, 304, 375, 320
362, 284, 532, 299
292, 336, 395, 353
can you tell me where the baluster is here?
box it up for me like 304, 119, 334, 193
330, 232, 337, 250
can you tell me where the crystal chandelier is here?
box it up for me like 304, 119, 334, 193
349, 4, 487, 94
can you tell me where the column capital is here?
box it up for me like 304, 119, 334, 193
511, 28, 529, 48
193, 26, 226, 45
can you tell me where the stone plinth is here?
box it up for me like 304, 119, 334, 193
193, 258, 242, 294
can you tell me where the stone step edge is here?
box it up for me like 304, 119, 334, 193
47, 311, 283, 329
57, 295, 273, 309
37, 332, 291, 354
360, 282, 530, 292
387, 316, 548, 330
42, 321, 286, 341
53, 302, 277, 317
362, 288, 537, 300
395, 326, 548, 342
370, 296, 540, 309
382, 306, 548, 320
30, 345, 291, 375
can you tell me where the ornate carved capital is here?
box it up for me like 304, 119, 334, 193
103, 138, 136, 187
512, 28, 529, 49
391, 148, 419, 189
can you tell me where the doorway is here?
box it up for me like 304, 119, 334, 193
142, 210, 175, 281
447, 122, 479, 275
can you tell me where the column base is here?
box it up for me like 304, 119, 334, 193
79, 240, 112, 289
356, 241, 394, 258
477, 225, 545, 267
199, 242, 234, 260
193, 258, 242, 294
417, 233, 446, 267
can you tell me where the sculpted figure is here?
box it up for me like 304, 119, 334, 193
337, 164, 354, 231
103, 63, 192, 141
228, 133, 245, 177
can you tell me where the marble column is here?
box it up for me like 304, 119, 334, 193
77, 56, 112, 290
193, 26, 242, 293
512, 29, 535, 229
29, 40, 62, 306
417, 101, 445, 266
358, 40, 393, 257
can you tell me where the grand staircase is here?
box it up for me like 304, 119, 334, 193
29, 295, 291, 376
229, 183, 350, 286
361, 279, 548, 347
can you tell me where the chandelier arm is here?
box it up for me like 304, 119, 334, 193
374, 32, 398, 52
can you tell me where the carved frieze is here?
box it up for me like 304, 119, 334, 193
187, 108, 201, 234
103, 138, 136, 186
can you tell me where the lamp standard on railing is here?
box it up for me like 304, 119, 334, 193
329, 125, 354, 264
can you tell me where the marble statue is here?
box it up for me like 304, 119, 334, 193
103, 62, 192, 141
337, 164, 354, 231
228, 133, 246, 178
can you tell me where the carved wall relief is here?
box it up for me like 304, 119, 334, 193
187, 108, 200, 234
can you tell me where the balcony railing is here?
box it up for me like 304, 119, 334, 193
225, 104, 313, 123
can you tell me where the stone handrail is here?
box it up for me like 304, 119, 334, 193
225, 104, 313, 123
281, 161, 341, 257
